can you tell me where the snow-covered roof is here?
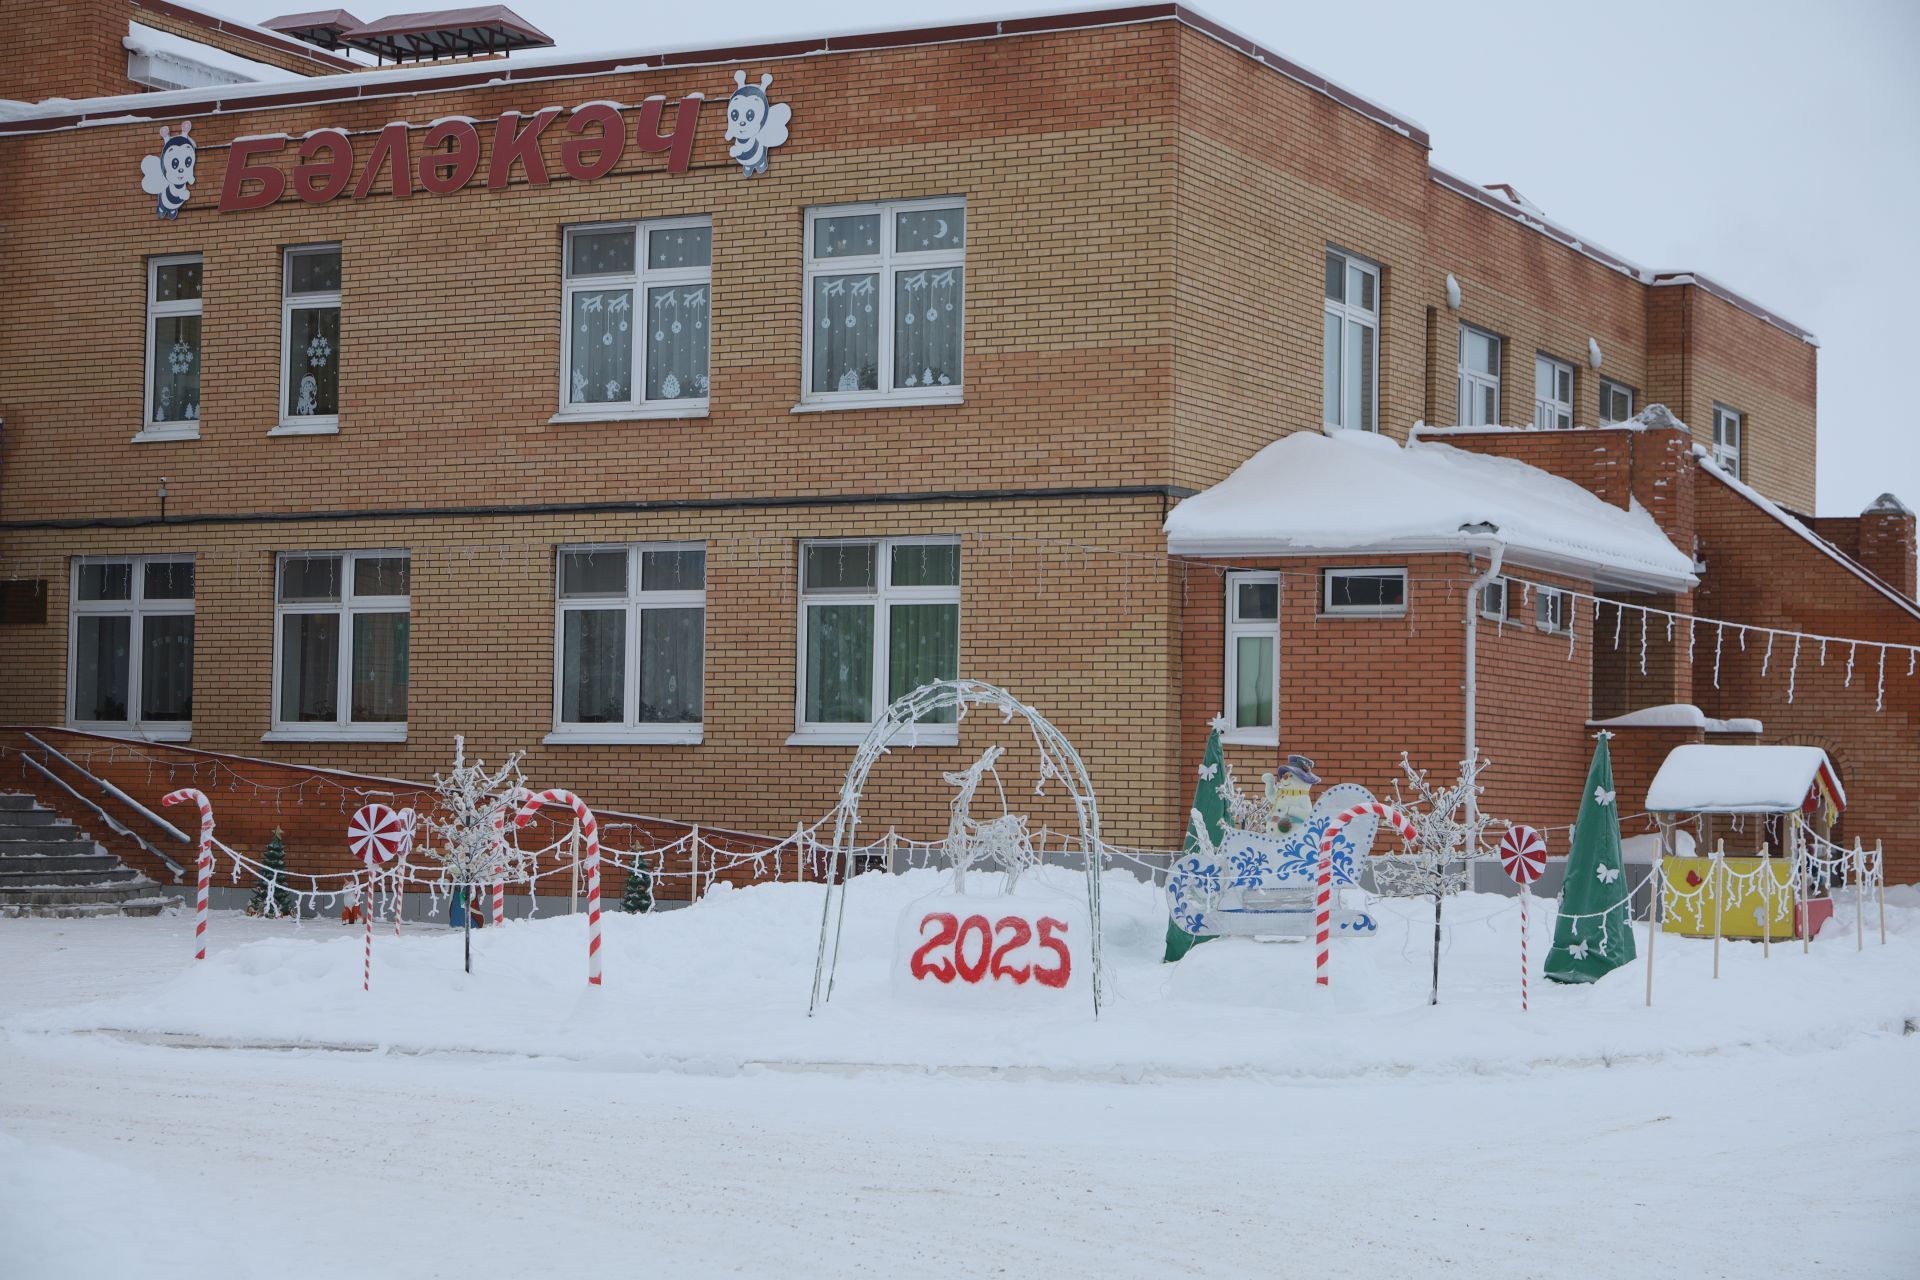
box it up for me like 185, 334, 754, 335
1588, 704, 1763, 734
125, 22, 305, 90
1163, 428, 1698, 591
1645, 744, 1845, 815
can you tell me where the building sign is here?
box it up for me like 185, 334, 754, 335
144, 71, 790, 216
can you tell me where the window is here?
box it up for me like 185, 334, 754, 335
1323, 248, 1379, 431
1224, 572, 1279, 740
273, 552, 409, 739
68, 557, 194, 739
553, 543, 706, 742
1322, 567, 1406, 616
279, 245, 340, 432
1534, 355, 1573, 430
1599, 378, 1635, 425
1458, 325, 1501, 426
1478, 577, 1510, 621
796, 538, 959, 741
561, 217, 711, 416
1712, 405, 1743, 477
1535, 586, 1568, 634
802, 199, 965, 406
142, 254, 201, 440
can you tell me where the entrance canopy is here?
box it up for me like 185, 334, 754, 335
1646, 744, 1845, 819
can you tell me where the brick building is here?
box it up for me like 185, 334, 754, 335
2, 1, 1915, 891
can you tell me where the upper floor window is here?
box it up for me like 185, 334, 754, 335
553, 543, 706, 743
68, 556, 194, 739
279, 245, 340, 433
1535, 586, 1569, 634
803, 199, 965, 407
1599, 378, 1635, 425
1322, 567, 1406, 617
1534, 355, 1573, 430
1225, 571, 1279, 741
797, 538, 959, 741
273, 552, 409, 740
1478, 576, 1512, 621
1323, 249, 1378, 431
1458, 324, 1501, 426
142, 255, 201, 440
561, 217, 711, 417
1712, 405, 1743, 477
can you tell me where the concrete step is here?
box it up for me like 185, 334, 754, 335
0, 895, 172, 920
0, 809, 64, 828
0, 880, 162, 908
0, 851, 125, 874
0, 865, 144, 887
0, 836, 110, 857
0, 793, 38, 811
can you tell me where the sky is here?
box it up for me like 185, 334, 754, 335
221, 0, 1920, 517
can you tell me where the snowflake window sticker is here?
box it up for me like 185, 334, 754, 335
304, 334, 332, 369
167, 339, 196, 374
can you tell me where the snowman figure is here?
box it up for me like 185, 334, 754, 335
140, 122, 197, 219
1261, 755, 1321, 835
724, 71, 791, 177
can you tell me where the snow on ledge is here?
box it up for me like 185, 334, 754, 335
1646, 743, 1845, 814
125, 21, 303, 90
1587, 704, 1763, 735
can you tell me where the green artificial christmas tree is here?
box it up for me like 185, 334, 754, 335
1546, 732, 1637, 983
249, 828, 297, 919
621, 854, 653, 914
1165, 720, 1229, 962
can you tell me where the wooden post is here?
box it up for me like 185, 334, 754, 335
1711, 839, 1725, 980
1796, 821, 1810, 955
1878, 840, 1888, 945
1647, 818, 1668, 1008
1854, 838, 1866, 953
1761, 841, 1772, 961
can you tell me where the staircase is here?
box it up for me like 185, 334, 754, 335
0, 793, 173, 918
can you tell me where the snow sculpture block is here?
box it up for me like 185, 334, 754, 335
893, 892, 1091, 1004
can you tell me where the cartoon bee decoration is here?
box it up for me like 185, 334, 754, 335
724, 71, 791, 177
140, 122, 197, 219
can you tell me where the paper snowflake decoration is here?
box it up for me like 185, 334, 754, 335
167, 339, 195, 374
304, 334, 332, 368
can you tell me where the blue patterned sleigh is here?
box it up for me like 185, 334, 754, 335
1168, 783, 1381, 940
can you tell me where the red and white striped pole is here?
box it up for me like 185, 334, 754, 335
1498, 825, 1548, 1013
161, 788, 214, 961
514, 788, 602, 985
362, 871, 374, 992
489, 788, 531, 928
1314, 801, 1417, 988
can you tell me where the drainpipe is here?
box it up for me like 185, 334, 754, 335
1458, 522, 1506, 828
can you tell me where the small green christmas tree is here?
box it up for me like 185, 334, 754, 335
249, 828, 297, 919
621, 854, 653, 914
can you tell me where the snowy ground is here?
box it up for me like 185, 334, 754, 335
3, 870, 1918, 1277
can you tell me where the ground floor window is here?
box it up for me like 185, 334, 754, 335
1322, 567, 1407, 616
274, 552, 409, 738
798, 538, 959, 736
68, 556, 194, 737
1535, 586, 1570, 633
1224, 571, 1278, 740
554, 543, 706, 740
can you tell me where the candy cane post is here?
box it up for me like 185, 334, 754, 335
348, 804, 405, 992
1314, 801, 1416, 987
1498, 824, 1548, 1012
161, 788, 215, 960
514, 788, 602, 986
488, 788, 532, 929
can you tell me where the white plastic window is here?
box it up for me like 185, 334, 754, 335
273, 552, 409, 736
554, 543, 706, 740
1534, 355, 1573, 430
1322, 567, 1407, 616
68, 556, 195, 738
1323, 249, 1379, 432
143, 255, 202, 438
1458, 325, 1502, 426
797, 538, 960, 734
1225, 571, 1279, 739
561, 218, 711, 414
802, 199, 965, 406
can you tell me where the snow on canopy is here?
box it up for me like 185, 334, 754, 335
1645, 744, 1846, 815
1163, 428, 1697, 590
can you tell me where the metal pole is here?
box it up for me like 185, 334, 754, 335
691, 825, 703, 903
1647, 819, 1668, 1008
1854, 838, 1865, 952
1761, 839, 1772, 961
1878, 841, 1887, 945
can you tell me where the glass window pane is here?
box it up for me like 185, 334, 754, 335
1322, 311, 1341, 426
804, 604, 873, 723
803, 543, 876, 593
1350, 264, 1375, 313
892, 266, 961, 389
560, 608, 625, 723
561, 549, 628, 597
143, 560, 194, 600
1479, 383, 1497, 424
810, 273, 880, 393
279, 612, 339, 722
1330, 571, 1403, 610
638, 607, 703, 723
888, 602, 958, 722
74, 615, 131, 722
568, 229, 634, 276
279, 556, 341, 603
286, 305, 340, 417
813, 214, 880, 259
1234, 635, 1274, 729
1324, 252, 1344, 303
150, 314, 200, 424
288, 248, 340, 294
568, 288, 634, 404
645, 284, 709, 400
1236, 581, 1278, 621
640, 548, 705, 592
890, 543, 958, 588
646, 224, 710, 270
78, 563, 131, 601
153, 259, 200, 302
350, 613, 408, 722
353, 556, 409, 599
1348, 319, 1374, 431
139, 614, 194, 721
895, 207, 963, 252
1557, 367, 1573, 400
1535, 358, 1553, 400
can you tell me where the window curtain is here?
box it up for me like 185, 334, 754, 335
888, 602, 958, 722
280, 614, 339, 722
891, 267, 961, 389
645, 285, 709, 400
150, 315, 200, 423
805, 604, 873, 722
638, 607, 703, 723
75, 616, 130, 721
350, 614, 408, 722
568, 289, 633, 403
1234, 635, 1273, 728
140, 616, 194, 721
810, 274, 879, 393
561, 609, 625, 723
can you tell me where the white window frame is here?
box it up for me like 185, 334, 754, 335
1534, 354, 1574, 430
1478, 576, 1510, 622
1535, 586, 1569, 634
1224, 570, 1280, 744
798, 197, 966, 411
791, 536, 961, 745
556, 216, 712, 422
267, 550, 409, 742
274, 243, 341, 436
1599, 378, 1635, 425
548, 542, 707, 745
1323, 247, 1380, 432
1457, 323, 1502, 426
1321, 567, 1408, 617
138, 253, 202, 442
1712, 404, 1743, 477
66, 555, 195, 741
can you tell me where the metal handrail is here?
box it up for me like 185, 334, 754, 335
24, 732, 191, 844
20, 754, 186, 881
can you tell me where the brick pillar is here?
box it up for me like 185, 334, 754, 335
1857, 494, 1917, 600
1627, 421, 1696, 553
